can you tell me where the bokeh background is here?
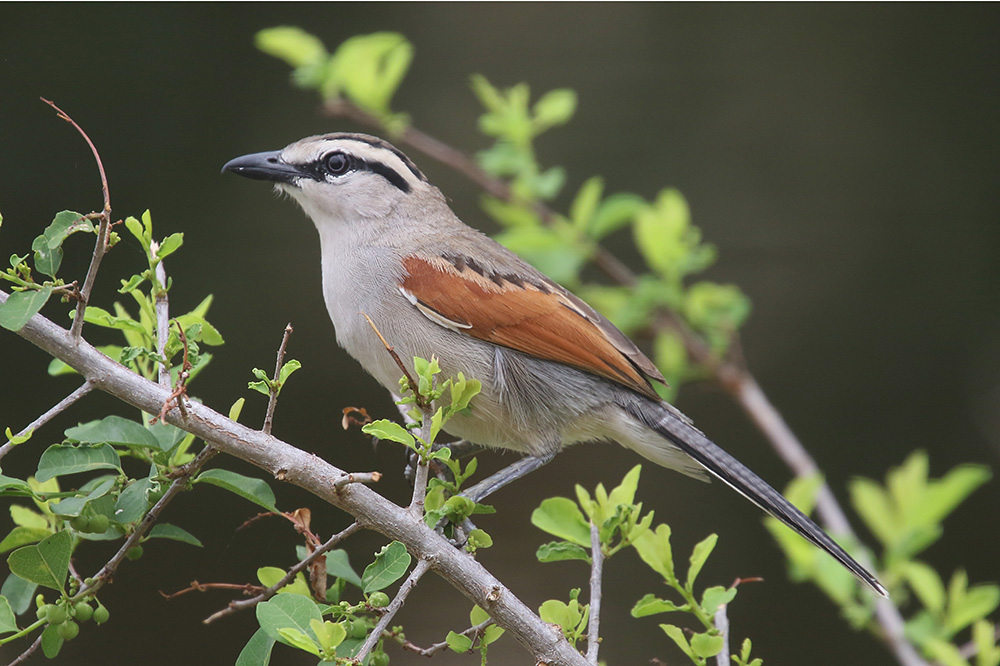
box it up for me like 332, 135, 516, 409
2, 4, 998, 664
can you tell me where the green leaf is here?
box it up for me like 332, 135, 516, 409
531, 497, 591, 547
0, 595, 18, 634
35, 443, 121, 482
276, 627, 320, 655
41, 621, 64, 658
256, 26, 328, 68
631, 593, 686, 617
569, 177, 604, 232
0, 527, 52, 554
257, 567, 311, 597
691, 631, 724, 658
532, 88, 577, 130
80, 305, 146, 333
324, 549, 363, 589
6, 531, 71, 591
536, 541, 591, 564
0, 285, 52, 332
1, 573, 38, 614
701, 585, 737, 616
361, 541, 411, 593
195, 469, 277, 512
147, 523, 203, 547
661, 623, 694, 659
686, 533, 718, 591
633, 524, 674, 581
256, 593, 323, 647
849, 477, 898, 546
922, 464, 991, 526
949, 581, 1000, 634
607, 464, 642, 509
361, 419, 414, 448
31, 211, 91, 278
905, 560, 946, 613
309, 618, 346, 651
590, 193, 645, 239
236, 627, 276, 666
0, 476, 33, 497
446, 630, 474, 653
278, 359, 301, 386
64, 415, 165, 450
114, 476, 156, 525
156, 232, 184, 261
50, 477, 115, 517
10, 505, 47, 529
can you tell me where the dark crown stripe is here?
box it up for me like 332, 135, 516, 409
322, 132, 427, 182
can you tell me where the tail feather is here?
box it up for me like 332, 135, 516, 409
629, 402, 888, 598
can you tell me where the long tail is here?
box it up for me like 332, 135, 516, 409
626, 401, 888, 598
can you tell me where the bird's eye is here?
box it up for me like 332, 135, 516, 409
324, 152, 350, 176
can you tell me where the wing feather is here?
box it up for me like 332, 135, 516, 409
400, 255, 664, 400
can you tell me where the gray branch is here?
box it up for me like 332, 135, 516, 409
1, 288, 587, 666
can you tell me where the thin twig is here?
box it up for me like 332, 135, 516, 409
7, 634, 43, 665
203, 521, 362, 624
586, 521, 604, 664
400, 619, 493, 656
41, 98, 112, 340
354, 558, 431, 664
76, 445, 218, 600
0, 380, 94, 461
262, 323, 294, 435
152, 321, 192, 424
161, 581, 263, 600
359, 311, 427, 410
154, 255, 171, 388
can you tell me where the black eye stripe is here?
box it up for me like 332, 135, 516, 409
305, 153, 412, 193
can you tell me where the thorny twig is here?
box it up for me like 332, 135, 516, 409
202, 521, 361, 624
41, 98, 113, 340
263, 323, 294, 435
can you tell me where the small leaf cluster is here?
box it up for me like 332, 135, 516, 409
361, 357, 491, 540
239, 541, 412, 665
532, 464, 653, 565
531, 465, 751, 663
248, 359, 301, 397
0, 210, 102, 331
630, 525, 738, 665
444, 604, 505, 664
765, 452, 997, 666
66, 210, 223, 383
255, 28, 412, 132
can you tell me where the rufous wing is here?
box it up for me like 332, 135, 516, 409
398, 254, 665, 400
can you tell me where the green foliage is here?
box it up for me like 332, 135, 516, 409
765, 452, 997, 664
256, 28, 412, 132
239, 543, 409, 665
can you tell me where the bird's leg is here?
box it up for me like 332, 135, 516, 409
462, 450, 558, 503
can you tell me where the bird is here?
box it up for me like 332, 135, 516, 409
223, 132, 887, 597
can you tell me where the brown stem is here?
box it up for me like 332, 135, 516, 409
262, 323, 294, 435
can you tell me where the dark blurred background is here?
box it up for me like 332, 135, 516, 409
2, 4, 998, 665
